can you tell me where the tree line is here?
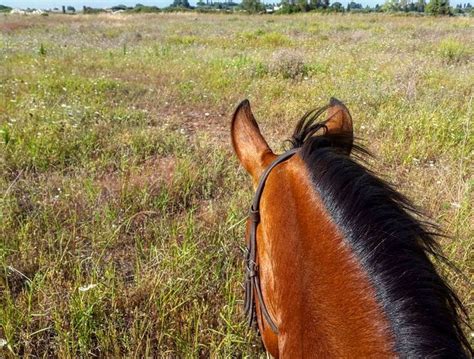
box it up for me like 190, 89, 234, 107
3, 0, 473, 15
242, 0, 472, 14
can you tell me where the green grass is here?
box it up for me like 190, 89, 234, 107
0, 12, 473, 356
438, 37, 470, 64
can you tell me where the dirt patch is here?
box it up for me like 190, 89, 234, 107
97, 155, 176, 198
2, 262, 38, 297
0, 22, 31, 33
156, 103, 230, 145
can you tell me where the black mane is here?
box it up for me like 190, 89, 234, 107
289, 104, 472, 358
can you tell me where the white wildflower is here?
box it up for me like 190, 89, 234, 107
79, 284, 97, 292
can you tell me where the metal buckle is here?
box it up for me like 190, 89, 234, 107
248, 206, 260, 223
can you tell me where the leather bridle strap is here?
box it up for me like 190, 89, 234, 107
244, 148, 299, 334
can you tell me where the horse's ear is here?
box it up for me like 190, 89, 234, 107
325, 97, 353, 153
231, 100, 274, 179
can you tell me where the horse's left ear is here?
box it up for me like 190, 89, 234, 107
231, 99, 274, 180
325, 97, 353, 153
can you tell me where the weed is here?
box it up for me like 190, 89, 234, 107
38, 43, 46, 56
438, 37, 469, 64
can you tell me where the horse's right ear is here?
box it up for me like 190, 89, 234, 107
325, 97, 354, 153
231, 100, 274, 180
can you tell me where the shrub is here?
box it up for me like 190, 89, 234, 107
268, 49, 307, 79
438, 38, 468, 63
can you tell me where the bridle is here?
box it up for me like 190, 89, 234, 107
244, 148, 299, 334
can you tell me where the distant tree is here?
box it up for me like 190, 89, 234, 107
171, 0, 191, 7
111, 4, 128, 10
331, 1, 344, 10
67, 5, 75, 12
426, 0, 450, 14
241, 0, 265, 12
310, 0, 329, 9
382, 0, 401, 11
131, 4, 160, 12
453, 3, 463, 12
83, 6, 104, 13
347, 1, 363, 9
0, 4, 12, 12
416, 0, 426, 11
297, 0, 309, 11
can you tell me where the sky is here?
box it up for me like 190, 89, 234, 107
2, 0, 467, 10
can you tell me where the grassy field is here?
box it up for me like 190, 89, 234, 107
0, 12, 473, 357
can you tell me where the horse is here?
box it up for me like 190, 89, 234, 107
231, 98, 472, 358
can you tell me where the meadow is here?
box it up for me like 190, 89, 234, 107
0, 12, 473, 357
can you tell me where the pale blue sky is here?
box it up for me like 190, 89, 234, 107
2, 0, 467, 10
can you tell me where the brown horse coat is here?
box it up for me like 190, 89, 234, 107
232, 100, 395, 357
231, 99, 472, 358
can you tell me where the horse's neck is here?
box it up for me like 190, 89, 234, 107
258, 158, 395, 357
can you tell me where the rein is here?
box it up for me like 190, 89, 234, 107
244, 148, 299, 334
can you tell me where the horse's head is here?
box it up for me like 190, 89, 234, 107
230, 99, 388, 357
230, 99, 472, 358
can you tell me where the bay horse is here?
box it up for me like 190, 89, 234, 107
231, 98, 472, 358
